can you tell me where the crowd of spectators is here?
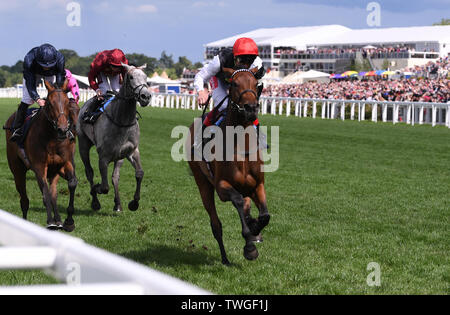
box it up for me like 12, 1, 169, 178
262, 57, 450, 103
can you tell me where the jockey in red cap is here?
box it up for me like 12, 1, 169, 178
193, 37, 265, 148
83, 49, 129, 123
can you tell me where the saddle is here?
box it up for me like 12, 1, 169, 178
17, 108, 41, 149
82, 92, 116, 124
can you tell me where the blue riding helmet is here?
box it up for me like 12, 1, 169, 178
36, 43, 58, 68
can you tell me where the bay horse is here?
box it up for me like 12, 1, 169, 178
77, 63, 151, 212
187, 67, 270, 265
4, 80, 79, 231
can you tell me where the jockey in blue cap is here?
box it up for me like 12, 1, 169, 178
10, 43, 65, 142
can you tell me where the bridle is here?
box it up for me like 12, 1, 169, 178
228, 69, 258, 115
118, 68, 149, 102
44, 89, 72, 139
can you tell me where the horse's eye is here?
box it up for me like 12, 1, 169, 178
130, 76, 134, 80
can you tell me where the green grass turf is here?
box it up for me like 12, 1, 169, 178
0, 98, 448, 294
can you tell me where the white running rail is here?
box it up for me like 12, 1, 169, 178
0, 209, 211, 295
1, 87, 448, 128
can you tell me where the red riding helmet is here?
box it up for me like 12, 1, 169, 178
109, 49, 127, 66
233, 38, 258, 56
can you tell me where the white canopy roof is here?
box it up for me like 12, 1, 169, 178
205, 25, 351, 50
205, 25, 450, 50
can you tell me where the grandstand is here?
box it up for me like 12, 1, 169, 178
204, 25, 450, 76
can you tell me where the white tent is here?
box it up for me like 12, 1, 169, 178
72, 74, 89, 87
298, 70, 330, 79
261, 70, 281, 85
147, 76, 180, 84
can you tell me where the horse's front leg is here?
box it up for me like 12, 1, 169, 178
111, 159, 124, 212
48, 174, 63, 229
216, 180, 259, 261
62, 160, 77, 232
93, 156, 110, 195
33, 166, 57, 229
250, 183, 270, 236
126, 148, 144, 211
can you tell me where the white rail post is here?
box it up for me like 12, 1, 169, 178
278, 100, 283, 116
312, 101, 317, 119
382, 104, 387, 122
303, 101, 308, 117
271, 99, 276, 115
294, 100, 299, 117
321, 102, 326, 119
350, 103, 355, 120
372, 103, 377, 123
361, 103, 366, 121
340, 102, 345, 120
286, 100, 291, 117
419, 106, 424, 125
445, 105, 450, 128
406, 104, 411, 124
412, 104, 415, 126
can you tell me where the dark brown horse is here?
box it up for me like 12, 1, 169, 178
4, 80, 79, 231
187, 67, 270, 265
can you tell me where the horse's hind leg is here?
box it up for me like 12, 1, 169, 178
11, 163, 29, 220
190, 162, 229, 265
111, 159, 124, 212
126, 149, 144, 211
79, 136, 100, 211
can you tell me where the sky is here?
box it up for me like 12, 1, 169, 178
0, 0, 449, 66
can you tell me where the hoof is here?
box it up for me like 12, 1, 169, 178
91, 199, 101, 211
222, 258, 231, 266
46, 223, 59, 230
243, 244, 259, 261
113, 205, 123, 212
63, 223, 75, 232
128, 200, 139, 211
250, 233, 263, 243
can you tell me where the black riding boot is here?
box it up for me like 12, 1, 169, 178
10, 102, 29, 142
82, 97, 103, 124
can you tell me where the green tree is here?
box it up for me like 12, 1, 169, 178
433, 18, 450, 25
159, 51, 174, 69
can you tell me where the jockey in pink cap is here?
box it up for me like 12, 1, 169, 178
65, 69, 80, 104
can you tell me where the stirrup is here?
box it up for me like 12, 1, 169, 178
10, 128, 23, 142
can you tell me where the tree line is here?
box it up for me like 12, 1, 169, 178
0, 50, 203, 88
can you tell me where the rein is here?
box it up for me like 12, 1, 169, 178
228, 69, 258, 114
102, 70, 144, 128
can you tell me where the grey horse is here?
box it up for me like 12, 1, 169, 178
77, 63, 151, 212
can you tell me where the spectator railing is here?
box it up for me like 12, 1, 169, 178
1, 88, 448, 128
149, 93, 450, 128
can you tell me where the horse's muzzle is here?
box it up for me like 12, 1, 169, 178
138, 91, 152, 107
244, 104, 259, 122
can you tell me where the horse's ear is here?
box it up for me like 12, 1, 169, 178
44, 80, 55, 92
62, 78, 69, 93
138, 63, 147, 70
222, 67, 235, 80
121, 62, 133, 72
